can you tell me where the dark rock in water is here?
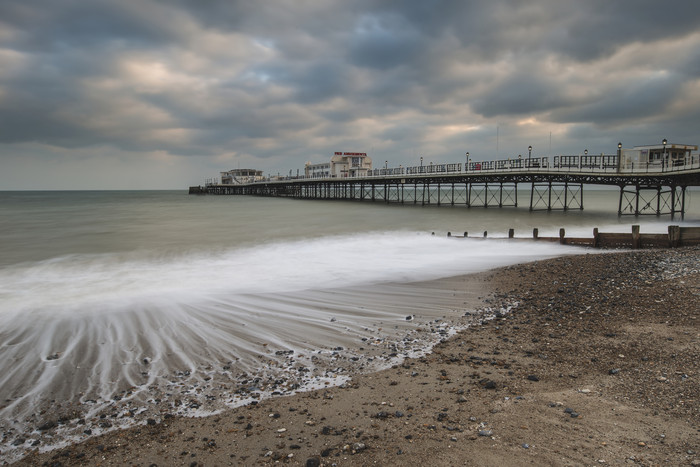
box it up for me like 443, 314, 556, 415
38, 420, 57, 431
11, 438, 26, 446
147, 418, 157, 426
405, 315, 413, 321
46, 353, 59, 361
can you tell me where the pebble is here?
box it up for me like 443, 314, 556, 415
478, 430, 493, 437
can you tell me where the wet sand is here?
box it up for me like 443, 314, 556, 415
10, 247, 700, 466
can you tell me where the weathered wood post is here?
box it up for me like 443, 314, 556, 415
464, 232, 468, 238
508, 228, 514, 238
593, 228, 599, 248
447, 232, 452, 237
668, 225, 680, 248
559, 228, 566, 244
533, 228, 539, 239
631, 225, 640, 249
483, 231, 488, 238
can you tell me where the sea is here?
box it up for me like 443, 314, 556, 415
1, 188, 699, 460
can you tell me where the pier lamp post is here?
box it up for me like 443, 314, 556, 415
385, 160, 388, 173
662, 138, 667, 169
420, 156, 423, 171
528, 145, 532, 168
466, 152, 469, 171
617, 142, 622, 172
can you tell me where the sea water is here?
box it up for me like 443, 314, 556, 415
1, 189, 698, 459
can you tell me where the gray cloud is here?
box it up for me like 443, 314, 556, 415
1, 0, 700, 188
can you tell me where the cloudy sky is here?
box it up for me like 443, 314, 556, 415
2, 1, 700, 189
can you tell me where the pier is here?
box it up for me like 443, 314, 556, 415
191, 151, 700, 218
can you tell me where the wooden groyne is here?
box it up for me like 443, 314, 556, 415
446, 225, 700, 249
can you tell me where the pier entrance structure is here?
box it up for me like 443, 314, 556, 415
199, 144, 700, 219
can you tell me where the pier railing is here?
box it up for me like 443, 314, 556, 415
250, 153, 700, 182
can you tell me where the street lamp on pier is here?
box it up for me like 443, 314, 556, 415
617, 142, 622, 172
466, 152, 469, 171
528, 145, 532, 167
662, 138, 668, 169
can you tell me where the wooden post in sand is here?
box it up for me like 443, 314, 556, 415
631, 225, 640, 249
508, 228, 514, 238
559, 228, 566, 244
668, 225, 680, 248
593, 228, 599, 248
533, 228, 539, 239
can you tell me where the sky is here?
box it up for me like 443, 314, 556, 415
2, 1, 700, 189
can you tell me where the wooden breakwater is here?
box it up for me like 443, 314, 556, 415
445, 225, 700, 249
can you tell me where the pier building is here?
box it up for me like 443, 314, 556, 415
220, 169, 264, 185
305, 151, 373, 178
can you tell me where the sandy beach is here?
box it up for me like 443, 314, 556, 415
10, 247, 700, 466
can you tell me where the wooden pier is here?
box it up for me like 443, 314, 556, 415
446, 225, 700, 249
191, 152, 700, 218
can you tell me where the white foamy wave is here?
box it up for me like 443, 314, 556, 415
0, 232, 579, 317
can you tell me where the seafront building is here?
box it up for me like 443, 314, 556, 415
220, 169, 264, 185
305, 152, 373, 178
621, 143, 697, 170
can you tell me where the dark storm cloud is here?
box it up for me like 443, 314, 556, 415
551, 74, 684, 126
472, 76, 573, 118
2, 0, 700, 188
